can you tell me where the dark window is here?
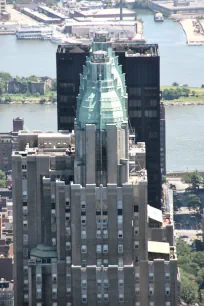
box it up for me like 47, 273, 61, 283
134, 205, 139, 213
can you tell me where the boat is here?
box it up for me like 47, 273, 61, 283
154, 12, 164, 22
16, 26, 53, 40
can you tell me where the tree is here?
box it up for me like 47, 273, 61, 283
0, 72, 12, 82
0, 170, 6, 188
4, 95, 12, 103
51, 79, 57, 91
201, 84, 204, 88
0, 81, 5, 95
183, 170, 203, 191
186, 194, 201, 211
180, 272, 199, 304
172, 82, 179, 86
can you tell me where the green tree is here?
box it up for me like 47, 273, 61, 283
0, 72, 12, 82
183, 170, 203, 190
172, 82, 179, 86
192, 90, 196, 96
180, 272, 199, 304
0, 170, 6, 187
0, 81, 5, 95
186, 194, 201, 211
51, 79, 57, 91
4, 95, 12, 103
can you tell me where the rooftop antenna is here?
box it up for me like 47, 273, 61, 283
120, 0, 123, 21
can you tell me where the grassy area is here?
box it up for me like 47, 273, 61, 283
0, 91, 56, 104
161, 85, 204, 103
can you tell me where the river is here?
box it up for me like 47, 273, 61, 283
0, 9, 204, 171
0, 9, 204, 86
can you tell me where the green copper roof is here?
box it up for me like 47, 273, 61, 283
30, 244, 57, 258
76, 32, 127, 130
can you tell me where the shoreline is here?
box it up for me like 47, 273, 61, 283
163, 101, 204, 106
179, 18, 204, 45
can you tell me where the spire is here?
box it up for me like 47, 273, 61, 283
76, 32, 127, 130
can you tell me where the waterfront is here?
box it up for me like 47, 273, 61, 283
0, 103, 204, 172
0, 10, 204, 85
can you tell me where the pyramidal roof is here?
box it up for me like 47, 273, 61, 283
76, 32, 127, 130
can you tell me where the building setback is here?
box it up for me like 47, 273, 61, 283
57, 42, 161, 209
13, 33, 178, 306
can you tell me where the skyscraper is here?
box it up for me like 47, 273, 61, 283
13, 33, 177, 306
57, 42, 161, 209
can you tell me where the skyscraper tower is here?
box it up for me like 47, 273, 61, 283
57, 42, 161, 209
13, 33, 178, 306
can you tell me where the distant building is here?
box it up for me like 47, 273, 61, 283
13, 117, 24, 133
160, 102, 166, 175
57, 42, 161, 209
27, 81, 46, 95
0, 279, 14, 306
0, 0, 9, 21
7, 79, 27, 94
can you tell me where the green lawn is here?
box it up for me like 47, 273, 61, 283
161, 86, 204, 103
1, 91, 56, 103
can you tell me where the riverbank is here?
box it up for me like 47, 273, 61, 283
161, 85, 204, 105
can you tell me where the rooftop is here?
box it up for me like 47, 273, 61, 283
148, 241, 170, 254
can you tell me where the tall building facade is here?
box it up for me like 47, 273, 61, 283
57, 42, 161, 209
13, 34, 177, 306
160, 101, 166, 175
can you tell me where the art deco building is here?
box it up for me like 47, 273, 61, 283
57, 41, 161, 209
13, 33, 177, 306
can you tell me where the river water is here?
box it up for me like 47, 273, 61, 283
0, 9, 204, 171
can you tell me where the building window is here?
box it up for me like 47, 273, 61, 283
103, 230, 108, 239
149, 273, 153, 281
52, 288, 57, 299
117, 200, 122, 209
134, 242, 139, 249
37, 303, 42, 306
81, 217, 86, 225
52, 274, 57, 284
66, 241, 71, 250
129, 99, 141, 107
96, 230, 101, 239
134, 227, 139, 235
23, 234, 28, 245
118, 230, 123, 239
165, 303, 170, 306
96, 245, 102, 253
117, 216, 123, 224
97, 294, 102, 302
81, 280, 87, 289
144, 110, 157, 118
165, 273, 170, 281
52, 303, 57, 306
103, 245, 108, 254
66, 256, 71, 264
119, 294, 124, 302
135, 288, 140, 295
97, 279, 102, 287
150, 99, 157, 107
118, 245, 123, 254
103, 294, 109, 303
82, 294, 87, 303
81, 245, 87, 254
129, 110, 142, 118
104, 280, 109, 289
97, 259, 102, 267
165, 287, 170, 295
118, 258, 123, 267
129, 87, 141, 96
135, 303, 140, 306
135, 273, 139, 281
134, 205, 139, 213
119, 280, 124, 288
81, 230, 87, 239
149, 303, 154, 306
149, 287, 154, 295
23, 220, 28, 230
52, 238, 56, 246
103, 259, 108, 266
